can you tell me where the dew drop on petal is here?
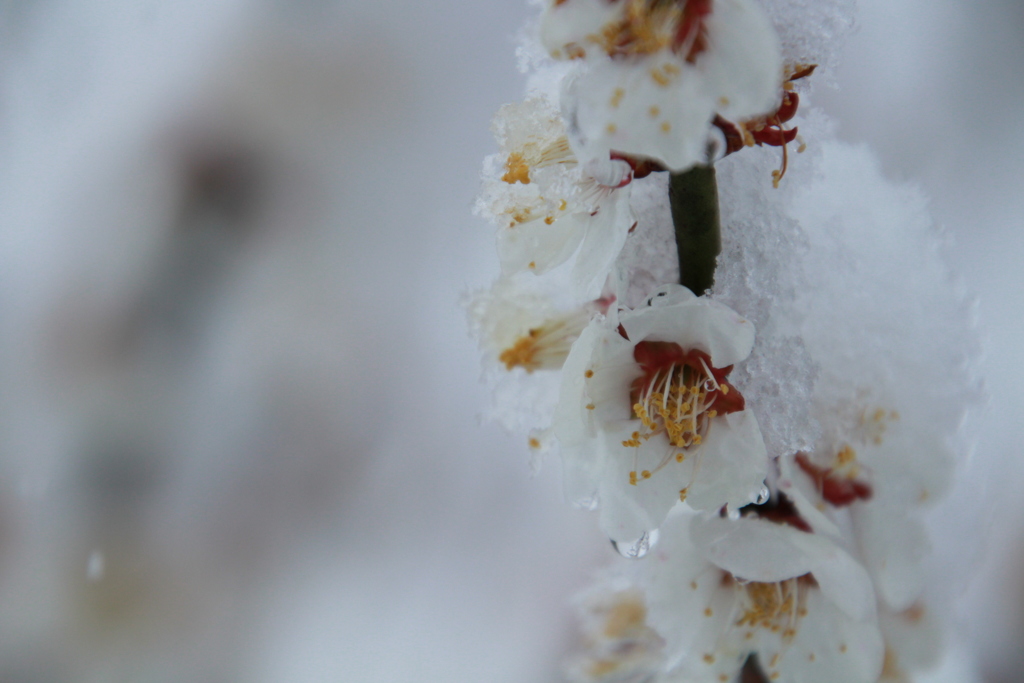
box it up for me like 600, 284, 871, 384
611, 529, 660, 559
756, 486, 770, 505
726, 506, 742, 521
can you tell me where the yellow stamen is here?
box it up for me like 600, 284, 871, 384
502, 152, 531, 184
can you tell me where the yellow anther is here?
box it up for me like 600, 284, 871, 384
587, 660, 618, 678
585, 369, 594, 378
675, 453, 684, 462
836, 444, 856, 465
544, 216, 555, 225
502, 152, 531, 184
720, 385, 729, 395
500, 336, 539, 372
603, 596, 647, 639
650, 67, 671, 87
629, 471, 638, 486
641, 470, 651, 479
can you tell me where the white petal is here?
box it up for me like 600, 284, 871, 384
879, 603, 943, 673
851, 503, 929, 612
569, 55, 715, 171
497, 209, 586, 277
621, 296, 755, 368
685, 410, 768, 511
598, 426, 688, 542
555, 321, 604, 445
700, 0, 782, 121
571, 188, 635, 300
646, 283, 697, 307
643, 516, 745, 675
689, 516, 818, 581
801, 539, 877, 622
768, 588, 885, 683
777, 453, 842, 538
539, 0, 620, 57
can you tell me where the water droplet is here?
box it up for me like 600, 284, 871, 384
756, 486, 770, 505
703, 379, 717, 391
611, 529, 660, 559
726, 506, 741, 520
86, 550, 104, 582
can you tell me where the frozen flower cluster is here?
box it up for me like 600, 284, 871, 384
469, 1, 979, 682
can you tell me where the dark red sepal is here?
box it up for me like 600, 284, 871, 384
795, 453, 873, 507
751, 125, 799, 148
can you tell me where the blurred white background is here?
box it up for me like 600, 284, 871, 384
0, 0, 1020, 681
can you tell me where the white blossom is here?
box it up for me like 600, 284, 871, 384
477, 97, 636, 300
877, 602, 944, 682
467, 274, 603, 374
541, 0, 782, 171
640, 513, 885, 683
554, 284, 767, 541
566, 585, 667, 682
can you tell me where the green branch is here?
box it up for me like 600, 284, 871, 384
669, 164, 721, 296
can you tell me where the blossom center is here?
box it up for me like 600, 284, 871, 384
501, 137, 576, 185
499, 313, 588, 372
735, 577, 806, 638
591, 0, 711, 62
625, 342, 744, 453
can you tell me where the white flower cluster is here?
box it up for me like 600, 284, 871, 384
470, 2, 978, 682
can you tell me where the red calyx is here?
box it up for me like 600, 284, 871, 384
750, 124, 799, 148
712, 115, 745, 155
631, 341, 745, 414
610, 152, 667, 179
737, 493, 812, 533
794, 453, 873, 507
